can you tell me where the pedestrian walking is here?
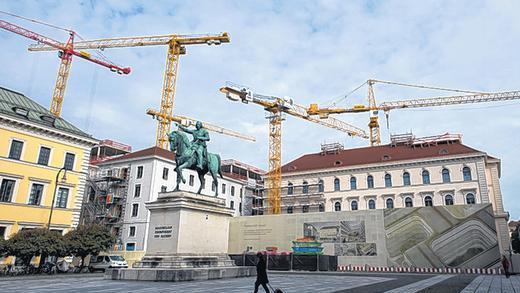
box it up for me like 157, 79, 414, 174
502, 255, 510, 278
254, 252, 269, 293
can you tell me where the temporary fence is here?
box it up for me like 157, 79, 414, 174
229, 254, 502, 275
229, 254, 337, 272
336, 265, 503, 275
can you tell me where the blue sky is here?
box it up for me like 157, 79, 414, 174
1, 0, 519, 218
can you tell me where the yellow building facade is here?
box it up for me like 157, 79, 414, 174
0, 87, 97, 245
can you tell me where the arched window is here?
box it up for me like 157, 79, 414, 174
385, 174, 392, 188
350, 177, 357, 190
403, 172, 411, 186
287, 206, 293, 214
386, 198, 394, 209
334, 202, 341, 212
444, 194, 454, 205
368, 199, 376, 209
367, 175, 374, 189
424, 195, 433, 207
422, 170, 430, 184
334, 178, 340, 191
463, 167, 472, 181
287, 183, 293, 195
466, 193, 476, 204
318, 203, 325, 212
318, 180, 324, 192
405, 197, 413, 207
442, 168, 450, 183
351, 200, 358, 211
302, 181, 309, 194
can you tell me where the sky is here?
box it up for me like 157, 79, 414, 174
0, 0, 519, 218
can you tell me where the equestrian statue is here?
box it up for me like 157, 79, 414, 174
168, 121, 223, 196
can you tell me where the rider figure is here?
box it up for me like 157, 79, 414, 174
178, 121, 209, 169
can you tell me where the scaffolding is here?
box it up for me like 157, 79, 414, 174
81, 166, 129, 238
320, 142, 344, 155
390, 132, 462, 148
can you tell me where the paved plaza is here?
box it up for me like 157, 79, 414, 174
0, 272, 519, 292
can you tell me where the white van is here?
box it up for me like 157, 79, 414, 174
89, 255, 128, 272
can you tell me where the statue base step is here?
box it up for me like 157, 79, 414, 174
134, 253, 237, 268
105, 266, 256, 282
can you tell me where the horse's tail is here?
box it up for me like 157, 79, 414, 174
217, 155, 223, 178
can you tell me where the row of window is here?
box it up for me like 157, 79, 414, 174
134, 182, 239, 198
287, 167, 473, 194
286, 204, 325, 214
134, 166, 239, 196
332, 193, 476, 211
6, 139, 76, 170
0, 178, 69, 207
283, 193, 477, 214
221, 164, 262, 181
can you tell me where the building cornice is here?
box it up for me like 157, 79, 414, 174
0, 156, 86, 176
0, 114, 98, 147
0, 201, 75, 212
97, 154, 247, 185
281, 153, 486, 180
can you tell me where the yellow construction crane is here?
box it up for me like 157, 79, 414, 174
220, 83, 368, 214
0, 16, 131, 117
29, 32, 230, 148
307, 79, 517, 146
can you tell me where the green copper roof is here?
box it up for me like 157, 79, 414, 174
0, 86, 92, 139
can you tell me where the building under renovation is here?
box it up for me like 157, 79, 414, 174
228, 133, 511, 270
82, 144, 264, 263
220, 159, 265, 216
80, 140, 132, 236
253, 133, 510, 256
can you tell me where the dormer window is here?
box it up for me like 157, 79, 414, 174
439, 149, 449, 155
382, 155, 391, 161
12, 107, 29, 118
40, 115, 56, 126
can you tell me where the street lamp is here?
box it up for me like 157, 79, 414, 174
47, 167, 68, 230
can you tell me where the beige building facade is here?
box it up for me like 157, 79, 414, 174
275, 134, 510, 255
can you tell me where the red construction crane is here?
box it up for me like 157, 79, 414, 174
0, 18, 131, 116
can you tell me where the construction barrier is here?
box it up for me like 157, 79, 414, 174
336, 265, 502, 275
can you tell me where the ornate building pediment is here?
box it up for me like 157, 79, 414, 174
398, 192, 414, 198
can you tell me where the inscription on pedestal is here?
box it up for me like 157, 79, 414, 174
154, 225, 173, 239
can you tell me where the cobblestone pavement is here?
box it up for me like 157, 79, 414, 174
0, 272, 518, 292
460, 275, 520, 293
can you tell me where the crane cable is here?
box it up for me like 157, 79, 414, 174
0, 10, 126, 69
369, 79, 489, 95
0, 10, 72, 33
326, 80, 368, 108
74, 32, 118, 67
325, 79, 488, 108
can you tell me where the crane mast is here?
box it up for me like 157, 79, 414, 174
367, 80, 380, 146
30, 32, 231, 147
220, 84, 368, 214
0, 19, 131, 116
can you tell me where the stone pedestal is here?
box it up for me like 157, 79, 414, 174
105, 191, 255, 282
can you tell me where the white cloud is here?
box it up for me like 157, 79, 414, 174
1, 0, 520, 218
